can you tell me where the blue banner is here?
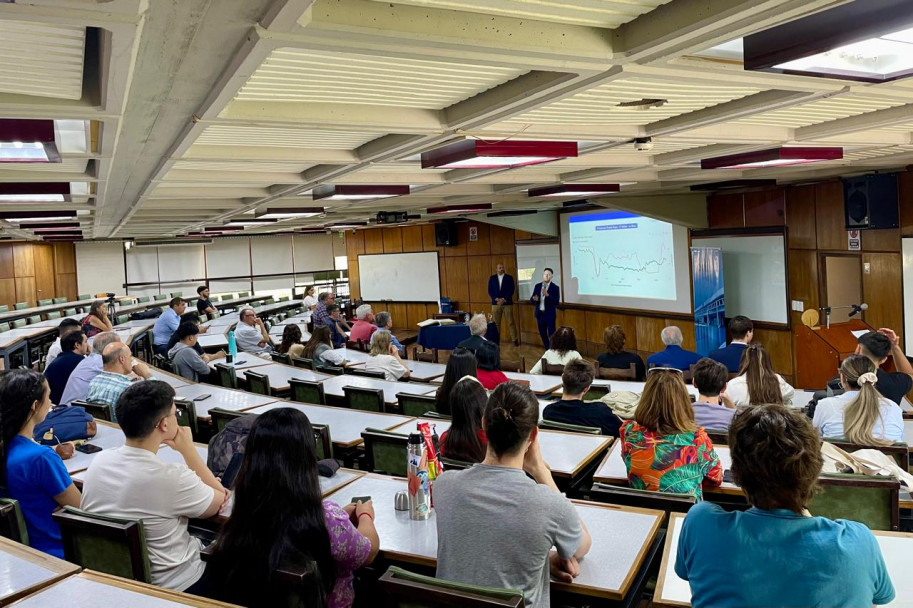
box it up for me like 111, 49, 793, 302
692, 247, 726, 357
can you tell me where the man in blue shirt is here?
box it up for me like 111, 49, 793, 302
675, 404, 894, 608
324, 304, 348, 348
372, 311, 403, 350
646, 326, 701, 371
44, 330, 88, 405
153, 298, 187, 356
709, 315, 753, 372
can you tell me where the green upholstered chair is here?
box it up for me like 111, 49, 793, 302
361, 428, 409, 476
313, 423, 333, 460
13, 302, 28, 310
174, 398, 200, 438
116, 314, 129, 325
38, 298, 53, 306
53, 297, 67, 304
170, 292, 182, 298
77, 294, 91, 301
808, 474, 900, 531
72, 399, 114, 423
215, 362, 239, 389
440, 456, 472, 471
347, 368, 386, 380
379, 566, 524, 608
64, 308, 78, 316
11, 319, 26, 329
239, 291, 250, 297
538, 419, 601, 435
397, 392, 437, 417
278, 295, 290, 302
583, 383, 611, 401
153, 294, 168, 301
0, 305, 8, 312
589, 482, 696, 518
245, 370, 272, 396
45, 311, 62, 320
209, 408, 247, 434
137, 296, 151, 303
292, 357, 313, 369
315, 364, 344, 376
0, 322, 10, 332
53, 506, 152, 583
26, 315, 41, 325
344, 386, 385, 413
271, 352, 291, 365
0, 498, 29, 544
289, 378, 325, 405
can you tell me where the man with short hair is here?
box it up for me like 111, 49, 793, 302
324, 304, 348, 348
856, 328, 913, 405
80, 381, 228, 592
458, 313, 499, 369
86, 343, 139, 420
169, 322, 223, 382
647, 326, 702, 371
488, 262, 519, 346
543, 359, 622, 437
61, 332, 151, 406
195, 286, 216, 316
530, 267, 559, 348
235, 307, 273, 355
373, 311, 403, 350
153, 298, 195, 356
44, 330, 88, 405
311, 292, 333, 327
349, 304, 377, 344
45, 318, 81, 368
165, 311, 206, 355
691, 358, 736, 431
709, 316, 754, 372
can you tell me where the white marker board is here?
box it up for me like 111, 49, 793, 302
358, 252, 441, 302
902, 238, 913, 355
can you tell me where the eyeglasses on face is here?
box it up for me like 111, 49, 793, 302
647, 366, 684, 375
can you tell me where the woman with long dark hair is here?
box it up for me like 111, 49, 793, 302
81, 300, 113, 338
529, 326, 583, 375
278, 324, 304, 359
1, 369, 81, 557
439, 377, 487, 463
301, 326, 346, 367
726, 343, 795, 406
434, 348, 477, 415
207, 408, 378, 608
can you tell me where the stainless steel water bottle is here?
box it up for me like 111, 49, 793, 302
407, 433, 431, 520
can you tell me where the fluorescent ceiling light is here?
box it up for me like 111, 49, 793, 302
528, 184, 620, 198
255, 207, 324, 219
426, 203, 493, 214
421, 140, 577, 170
328, 222, 368, 229
311, 185, 409, 201
690, 179, 779, 191
18, 222, 80, 230
0, 120, 59, 163
224, 219, 277, 227
701, 147, 843, 170
0, 182, 71, 201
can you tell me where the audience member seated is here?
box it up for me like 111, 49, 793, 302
0, 369, 81, 558
61, 332, 150, 405
44, 330, 88, 405
301, 326, 347, 368
856, 328, 913, 405
204, 408, 378, 608
597, 324, 645, 380
438, 377, 487, 463
529, 326, 583, 375
725, 344, 794, 406
86, 343, 139, 421
676, 404, 895, 608
235, 307, 273, 355
475, 342, 509, 390
311, 292, 332, 327
709, 315, 753, 373
153, 298, 189, 356
80, 381, 228, 593
543, 359, 622, 437
435, 383, 592, 608
165, 312, 207, 355
323, 304, 348, 349
457, 313, 499, 369
620, 368, 722, 500
81, 300, 114, 339
277, 324, 305, 359
372, 311, 402, 350
690, 358, 736, 431
195, 285, 216, 316
646, 326, 701, 372
169, 322, 223, 383
302, 285, 318, 311
364, 330, 410, 381
348, 304, 377, 344
434, 348, 477, 415
45, 318, 81, 368
812, 354, 903, 444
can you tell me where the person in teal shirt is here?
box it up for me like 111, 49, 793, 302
675, 404, 894, 608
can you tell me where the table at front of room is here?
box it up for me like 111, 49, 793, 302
324, 474, 664, 605
416, 322, 499, 351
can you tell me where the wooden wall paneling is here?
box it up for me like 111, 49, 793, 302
787, 249, 819, 326
386, 303, 408, 329
744, 189, 785, 227
14, 277, 36, 307
467, 256, 492, 304
55, 273, 78, 301
559, 308, 587, 344
707, 193, 744, 229
441, 257, 469, 304
0, 278, 14, 307
814, 181, 846, 251
401, 226, 423, 252
12, 243, 34, 278
347, 230, 365, 258
673, 319, 697, 351
348, 261, 361, 300
785, 185, 817, 249
465, 222, 490, 256
363, 229, 385, 254
899, 170, 913, 237
489, 225, 516, 256
860, 228, 900, 253
635, 316, 667, 355
862, 252, 904, 343
404, 303, 428, 327
0, 245, 13, 279
382, 227, 403, 253
442, 223, 469, 257
33, 245, 55, 301
53, 242, 77, 274
752, 328, 794, 378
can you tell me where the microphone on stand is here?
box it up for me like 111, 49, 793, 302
848, 303, 868, 317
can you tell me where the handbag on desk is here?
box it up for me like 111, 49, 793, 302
34, 405, 96, 445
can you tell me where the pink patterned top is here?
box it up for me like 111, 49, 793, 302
323, 500, 373, 608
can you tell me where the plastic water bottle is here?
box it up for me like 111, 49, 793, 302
463, 312, 469, 323
227, 330, 237, 362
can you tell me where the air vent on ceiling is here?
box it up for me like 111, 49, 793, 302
617, 98, 667, 110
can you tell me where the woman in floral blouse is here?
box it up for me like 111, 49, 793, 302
620, 368, 723, 500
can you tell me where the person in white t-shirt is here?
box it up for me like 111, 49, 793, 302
364, 330, 410, 381
80, 380, 228, 593
44, 318, 81, 368
302, 285, 319, 311
234, 307, 273, 355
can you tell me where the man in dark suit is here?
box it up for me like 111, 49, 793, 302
709, 315, 753, 372
457, 313, 500, 368
488, 263, 518, 346
530, 267, 560, 348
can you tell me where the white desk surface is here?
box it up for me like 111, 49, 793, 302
320, 375, 439, 405
594, 443, 737, 492
503, 371, 562, 395
241, 363, 330, 391
244, 402, 412, 447
196, 334, 228, 349
148, 372, 190, 389
173, 383, 276, 417
64, 423, 126, 474
208, 355, 272, 371
554, 379, 700, 399
343, 352, 445, 382
0, 537, 79, 605
113, 319, 156, 330
325, 474, 662, 599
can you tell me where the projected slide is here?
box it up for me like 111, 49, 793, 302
569, 211, 677, 300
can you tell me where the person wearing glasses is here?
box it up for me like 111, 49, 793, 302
235, 307, 273, 355
620, 367, 722, 500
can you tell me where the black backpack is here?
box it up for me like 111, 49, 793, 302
207, 415, 255, 478
131, 307, 162, 320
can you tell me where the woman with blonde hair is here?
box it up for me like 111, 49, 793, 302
725, 343, 794, 406
364, 329, 410, 381
597, 325, 645, 380
620, 368, 722, 499
813, 354, 903, 444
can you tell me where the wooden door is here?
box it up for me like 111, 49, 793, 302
33, 245, 56, 303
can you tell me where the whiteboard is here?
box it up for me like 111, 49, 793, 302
902, 238, 913, 355
516, 242, 560, 300
692, 234, 788, 324
75, 241, 126, 295
358, 252, 440, 302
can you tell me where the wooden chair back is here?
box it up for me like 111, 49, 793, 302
72, 399, 114, 423
271, 352, 291, 365
809, 474, 900, 531
214, 362, 239, 389
538, 419, 601, 435
0, 498, 29, 544
209, 408, 246, 434
289, 378, 326, 405
344, 386, 386, 413
397, 392, 438, 417
598, 364, 637, 381
245, 370, 273, 396
539, 359, 565, 376
500, 357, 525, 373
379, 566, 524, 608
53, 506, 152, 583
348, 368, 386, 380
590, 483, 696, 518
413, 347, 439, 363
292, 356, 313, 369
173, 398, 200, 438
361, 428, 408, 476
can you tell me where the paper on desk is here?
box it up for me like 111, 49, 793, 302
851, 330, 870, 338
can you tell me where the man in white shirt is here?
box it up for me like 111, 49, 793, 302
80, 380, 227, 593
45, 318, 81, 368
234, 307, 273, 355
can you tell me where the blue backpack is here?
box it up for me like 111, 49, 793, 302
34, 406, 95, 445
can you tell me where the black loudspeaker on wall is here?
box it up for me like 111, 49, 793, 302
843, 173, 899, 230
435, 221, 457, 247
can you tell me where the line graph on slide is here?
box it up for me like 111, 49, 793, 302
569, 214, 677, 300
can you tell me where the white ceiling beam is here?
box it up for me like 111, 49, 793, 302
795, 104, 913, 141
217, 101, 445, 134
180, 145, 359, 163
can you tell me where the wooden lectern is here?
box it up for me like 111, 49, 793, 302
795, 319, 874, 389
